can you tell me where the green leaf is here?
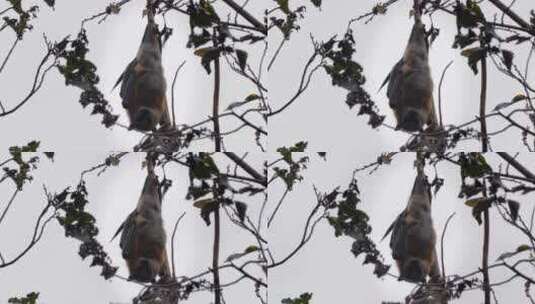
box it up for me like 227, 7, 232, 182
277, 0, 290, 14
465, 197, 484, 207
460, 47, 486, 74
194, 46, 218, 57
470, 197, 492, 225
8, 292, 39, 304
245, 94, 261, 102
189, 153, 219, 179
460, 153, 492, 178
517, 244, 531, 252
193, 198, 215, 209
493, 94, 527, 111
497, 244, 532, 261
244, 245, 259, 253
282, 293, 313, 304
225, 245, 259, 262
198, 200, 218, 226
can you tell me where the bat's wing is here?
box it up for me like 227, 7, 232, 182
112, 210, 138, 259
388, 210, 408, 261
112, 59, 138, 108
386, 58, 405, 108
382, 210, 403, 240
378, 70, 391, 93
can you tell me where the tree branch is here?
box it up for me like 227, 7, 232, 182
497, 153, 535, 182
479, 40, 491, 304
486, 0, 535, 35
213, 55, 222, 152
480, 50, 489, 152
224, 152, 266, 186
220, 0, 267, 34
212, 203, 221, 304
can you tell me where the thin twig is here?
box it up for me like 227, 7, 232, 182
438, 60, 453, 128
267, 38, 285, 71
486, 0, 535, 35
267, 188, 289, 227
440, 212, 456, 279
171, 212, 186, 280
212, 203, 221, 304
224, 153, 266, 186
0, 189, 18, 226
0, 38, 19, 74
171, 60, 186, 127
479, 44, 491, 303
220, 0, 267, 34
213, 55, 222, 152
497, 153, 535, 181
480, 51, 488, 151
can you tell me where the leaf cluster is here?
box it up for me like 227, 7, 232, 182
51, 181, 118, 279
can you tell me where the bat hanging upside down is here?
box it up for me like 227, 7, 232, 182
382, 169, 441, 283
113, 9, 171, 132
112, 167, 170, 283
380, 0, 437, 133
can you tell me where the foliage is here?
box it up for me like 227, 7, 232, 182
8, 292, 39, 304
53, 30, 118, 128
281, 292, 312, 304
320, 30, 385, 128
1, 141, 53, 190
50, 182, 118, 279
323, 178, 390, 278
273, 142, 309, 190
187, 153, 256, 226
2, 0, 43, 39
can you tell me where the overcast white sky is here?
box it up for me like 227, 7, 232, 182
0, 152, 266, 304
268, 0, 535, 152
0, 0, 266, 152
2, 0, 535, 304
268, 152, 535, 304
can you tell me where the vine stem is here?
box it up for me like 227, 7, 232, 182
213, 55, 222, 152
212, 203, 221, 304
480, 42, 491, 304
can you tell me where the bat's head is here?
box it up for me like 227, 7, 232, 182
401, 258, 428, 283
130, 258, 159, 283
397, 109, 425, 132
130, 107, 160, 132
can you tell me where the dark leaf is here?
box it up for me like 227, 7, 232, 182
235, 49, 248, 71
461, 47, 486, 74
235, 201, 247, 223
43, 152, 54, 161
501, 49, 514, 70
507, 200, 520, 222
310, 0, 321, 8
43, 0, 55, 8
282, 293, 313, 304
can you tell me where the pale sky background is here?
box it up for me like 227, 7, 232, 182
268, 0, 535, 152
0, 152, 266, 304
268, 152, 535, 304
0, 0, 266, 152
2, 0, 535, 304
